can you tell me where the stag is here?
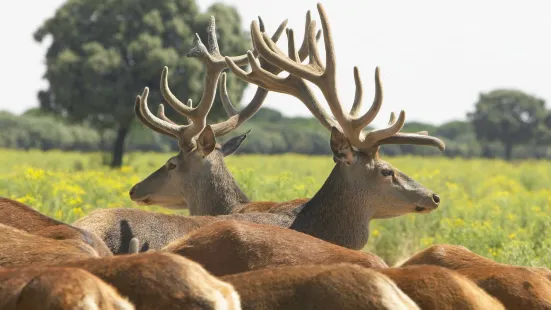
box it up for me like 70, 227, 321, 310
76, 5, 444, 253
401, 244, 551, 309
0, 267, 134, 310
0, 197, 112, 256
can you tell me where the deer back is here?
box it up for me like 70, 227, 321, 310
221, 263, 419, 310
57, 252, 241, 310
0, 197, 112, 256
0, 224, 99, 268
162, 220, 387, 277
0, 266, 134, 310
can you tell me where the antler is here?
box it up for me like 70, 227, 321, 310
227, 3, 445, 153
136, 16, 288, 151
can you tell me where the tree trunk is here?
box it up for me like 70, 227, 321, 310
111, 127, 129, 168
504, 141, 513, 160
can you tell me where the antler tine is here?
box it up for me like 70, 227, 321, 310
208, 18, 294, 137
138, 88, 185, 138
134, 98, 177, 138
225, 24, 339, 132
376, 133, 446, 151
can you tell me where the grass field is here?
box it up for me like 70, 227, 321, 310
1, 149, 550, 267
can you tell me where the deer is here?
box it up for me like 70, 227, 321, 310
162, 220, 388, 277
0, 223, 100, 268
0, 266, 134, 310
400, 244, 551, 309
161, 221, 504, 309
0, 197, 112, 256
126, 15, 310, 215
75, 4, 445, 254
221, 263, 420, 310
53, 252, 242, 310
222, 264, 505, 310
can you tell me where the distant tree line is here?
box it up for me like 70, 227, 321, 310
2, 90, 551, 161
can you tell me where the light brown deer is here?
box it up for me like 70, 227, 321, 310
55, 252, 241, 310
221, 263, 420, 310
0, 223, 100, 268
0, 266, 134, 310
76, 6, 444, 254
162, 220, 388, 276
401, 244, 551, 309
0, 197, 112, 256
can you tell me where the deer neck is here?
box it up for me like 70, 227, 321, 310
290, 163, 377, 250
187, 158, 250, 216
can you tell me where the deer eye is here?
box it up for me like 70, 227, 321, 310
381, 168, 394, 177
167, 162, 177, 170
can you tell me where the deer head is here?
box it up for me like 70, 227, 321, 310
226, 3, 445, 222
129, 16, 290, 214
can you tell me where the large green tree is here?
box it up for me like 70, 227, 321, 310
468, 89, 547, 160
34, 0, 250, 167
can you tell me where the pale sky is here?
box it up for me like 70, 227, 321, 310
1, 1, 550, 127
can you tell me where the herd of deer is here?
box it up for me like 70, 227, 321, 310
1, 3, 550, 310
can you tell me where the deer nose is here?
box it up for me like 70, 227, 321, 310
432, 194, 440, 204
129, 185, 137, 198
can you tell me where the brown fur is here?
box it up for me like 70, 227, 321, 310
378, 265, 505, 309
0, 197, 112, 256
221, 264, 419, 310
401, 245, 551, 309
162, 220, 387, 276
401, 244, 551, 281
232, 199, 308, 214
0, 267, 134, 310
56, 252, 241, 310
0, 223, 99, 268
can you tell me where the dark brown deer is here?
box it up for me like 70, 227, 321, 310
55, 252, 241, 310
0, 197, 112, 256
401, 244, 551, 309
75, 6, 444, 254
0, 266, 134, 310
0, 223, 100, 268
220, 263, 504, 310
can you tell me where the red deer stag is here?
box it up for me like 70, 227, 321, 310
0, 197, 112, 256
401, 244, 551, 309
0, 266, 134, 310
55, 252, 241, 310
223, 3, 445, 248
76, 5, 444, 254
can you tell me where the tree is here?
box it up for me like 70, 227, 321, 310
34, 0, 249, 167
468, 89, 547, 160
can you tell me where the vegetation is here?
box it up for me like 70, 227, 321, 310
1, 149, 549, 267
34, 0, 250, 167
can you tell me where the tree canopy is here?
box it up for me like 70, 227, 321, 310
468, 89, 547, 160
34, 0, 250, 166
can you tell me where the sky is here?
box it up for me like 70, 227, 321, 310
1, 1, 550, 128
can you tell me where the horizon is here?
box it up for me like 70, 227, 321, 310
1, 0, 550, 128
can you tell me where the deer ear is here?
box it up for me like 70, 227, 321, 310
221, 129, 251, 157
197, 125, 216, 157
330, 127, 357, 164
